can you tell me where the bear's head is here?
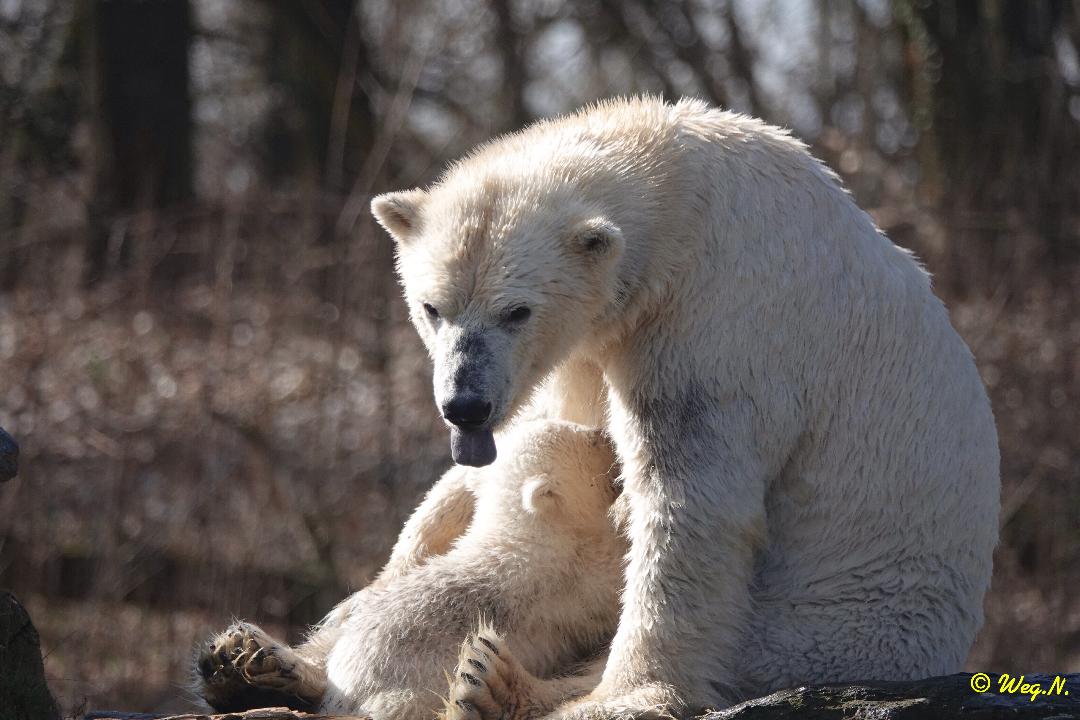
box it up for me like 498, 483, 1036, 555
372, 174, 626, 467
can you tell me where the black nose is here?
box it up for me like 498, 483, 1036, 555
442, 396, 492, 429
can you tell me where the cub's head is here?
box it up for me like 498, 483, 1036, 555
494, 420, 619, 528
372, 174, 625, 467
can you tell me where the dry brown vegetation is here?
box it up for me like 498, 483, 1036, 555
1, 231, 438, 712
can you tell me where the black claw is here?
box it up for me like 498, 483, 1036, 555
467, 658, 487, 674
477, 636, 500, 657
456, 700, 477, 712
460, 672, 481, 687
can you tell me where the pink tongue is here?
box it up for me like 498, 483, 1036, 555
450, 427, 497, 467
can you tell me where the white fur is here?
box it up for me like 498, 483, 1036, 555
374, 96, 1000, 715
309, 420, 623, 718
195, 421, 623, 719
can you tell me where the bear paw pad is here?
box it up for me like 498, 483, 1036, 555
196, 621, 322, 712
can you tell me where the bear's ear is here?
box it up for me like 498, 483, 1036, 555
371, 189, 428, 241
521, 475, 559, 514
569, 217, 624, 261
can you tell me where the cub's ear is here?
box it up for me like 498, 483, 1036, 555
569, 217, 624, 261
371, 189, 428, 241
521, 476, 559, 514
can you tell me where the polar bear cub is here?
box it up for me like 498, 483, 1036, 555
196, 419, 624, 719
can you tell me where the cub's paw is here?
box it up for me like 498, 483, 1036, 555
443, 627, 544, 720
196, 621, 324, 712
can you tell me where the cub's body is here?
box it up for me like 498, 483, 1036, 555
197, 421, 624, 719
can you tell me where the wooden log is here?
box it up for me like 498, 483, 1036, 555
82, 673, 1080, 720
0, 591, 60, 720
83, 710, 368, 720
705, 672, 1080, 719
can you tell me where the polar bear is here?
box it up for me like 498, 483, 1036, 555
371, 96, 1000, 718
195, 420, 624, 718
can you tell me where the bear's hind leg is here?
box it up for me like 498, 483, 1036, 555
196, 621, 326, 712
444, 626, 599, 720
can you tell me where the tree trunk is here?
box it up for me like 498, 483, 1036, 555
903, 0, 1080, 292
491, 0, 529, 132
80, 0, 194, 284
0, 592, 61, 720
257, 1, 375, 194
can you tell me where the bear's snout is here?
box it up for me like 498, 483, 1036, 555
441, 395, 493, 429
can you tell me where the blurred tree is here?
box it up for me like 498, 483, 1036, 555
491, 0, 528, 131
579, 0, 762, 115
256, 1, 375, 195
901, 0, 1080, 290
0, 2, 80, 289
78, 0, 194, 284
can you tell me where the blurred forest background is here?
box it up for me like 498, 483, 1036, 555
0, 0, 1077, 713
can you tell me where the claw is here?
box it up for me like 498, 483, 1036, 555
477, 636, 500, 657
467, 658, 487, 674
198, 652, 218, 679
467, 637, 490, 661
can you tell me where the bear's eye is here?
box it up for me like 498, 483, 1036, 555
506, 306, 531, 324
422, 303, 440, 321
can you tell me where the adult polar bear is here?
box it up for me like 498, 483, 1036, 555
372, 97, 999, 717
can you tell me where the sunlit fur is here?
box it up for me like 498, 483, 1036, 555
374, 96, 1000, 717
194, 420, 626, 719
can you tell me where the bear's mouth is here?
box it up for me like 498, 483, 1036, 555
450, 426, 497, 467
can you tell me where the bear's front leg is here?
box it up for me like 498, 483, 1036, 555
550, 395, 773, 718
378, 464, 476, 581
